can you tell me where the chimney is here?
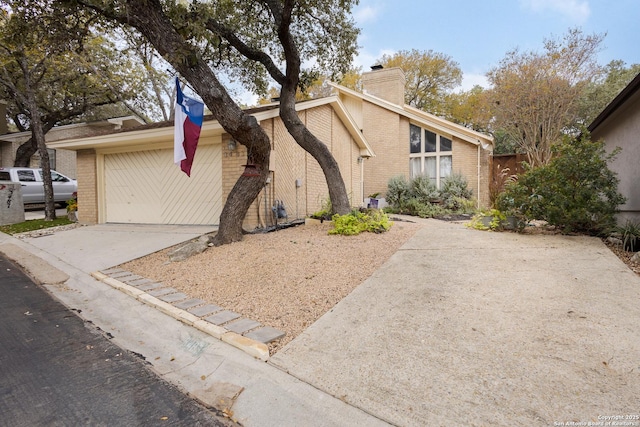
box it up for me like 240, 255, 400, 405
0, 101, 7, 135
361, 66, 406, 106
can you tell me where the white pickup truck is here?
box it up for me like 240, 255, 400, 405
0, 167, 77, 205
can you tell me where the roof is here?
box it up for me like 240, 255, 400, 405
49, 99, 375, 157
588, 72, 640, 133
327, 81, 494, 149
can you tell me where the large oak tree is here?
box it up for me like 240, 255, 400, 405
75, 0, 359, 245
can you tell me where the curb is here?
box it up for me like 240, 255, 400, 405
91, 271, 273, 362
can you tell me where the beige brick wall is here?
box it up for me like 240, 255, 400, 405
362, 103, 409, 199
450, 140, 491, 209
362, 68, 406, 106
220, 106, 364, 230
76, 149, 98, 224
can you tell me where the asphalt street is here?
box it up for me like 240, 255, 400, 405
0, 254, 235, 427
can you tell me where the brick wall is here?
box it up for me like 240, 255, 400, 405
362, 68, 406, 106
76, 149, 98, 224
362, 103, 408, 198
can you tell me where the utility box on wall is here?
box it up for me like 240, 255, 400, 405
0, 181, 25, 226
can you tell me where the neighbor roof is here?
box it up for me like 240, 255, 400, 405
588, 72, 640, 133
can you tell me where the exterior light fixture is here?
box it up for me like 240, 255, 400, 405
227, 139, 237, 151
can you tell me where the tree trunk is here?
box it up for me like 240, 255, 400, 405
279, 99, 351, 215
122, 0, 271, 245
14, 121, 56, 167
25, 106, 56, 220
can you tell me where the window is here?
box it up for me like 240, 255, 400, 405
409, 124, 452, 187
47, 149, 57, 170
17, 170, 36, 182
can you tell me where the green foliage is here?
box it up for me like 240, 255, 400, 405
386, 174, 475, 218
496, 133, 626, 235
310, 196, 332, 220
440, 173, 473, 211
617, 220, 640, 252
466, 209, 507, 231
410, 175, 440, 204
329, 210, 392, 236
386, 176, 412, 208
0, 217, 72, 235
66, 198, 78, 213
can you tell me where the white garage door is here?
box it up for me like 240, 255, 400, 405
104, 145, 222, 224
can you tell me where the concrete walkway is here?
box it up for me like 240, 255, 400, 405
1, 219, 639, 426
271, 219, 640, 426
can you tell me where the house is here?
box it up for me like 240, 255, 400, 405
0, 102, 144, 179
49, 67, 493, 228
588, 72, 640, 224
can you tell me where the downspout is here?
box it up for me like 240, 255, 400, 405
477, 144, 481, 209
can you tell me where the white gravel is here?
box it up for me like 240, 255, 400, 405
122, 220, 422, 353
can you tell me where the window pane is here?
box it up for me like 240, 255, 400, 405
440, 136, 452, 152
410, 124, 421, 153
17, 170, 36, 182
425, 130, 436, 152
440, 156, 452, 179
410, 158, 421, 178
425, 157, 437, 185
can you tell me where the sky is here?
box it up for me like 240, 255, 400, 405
351, 0, 640, 91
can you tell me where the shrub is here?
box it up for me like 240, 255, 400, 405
329, 209, 392, 235
409, 175, 439, 204
386, 175, 411, 208
618, 220, 640, 252
440, 173, 473, 211
496, 133, 626, 235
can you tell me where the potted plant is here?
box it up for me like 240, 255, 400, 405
66, 198, 78, 222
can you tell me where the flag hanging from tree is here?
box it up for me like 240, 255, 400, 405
174, 77, 204, 177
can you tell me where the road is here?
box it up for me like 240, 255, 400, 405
0, 254, 235, 427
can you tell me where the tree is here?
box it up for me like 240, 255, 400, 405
496, 131, 625, 234
444, 85, 492, 133
0, 1, 144, 220
379, 49, 462, 115
487, 28, 605, 167
75, 0, 359, 245
578, 60, 640, 125
0, 1, 147, 175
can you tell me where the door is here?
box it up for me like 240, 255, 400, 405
104, 145, 222, 224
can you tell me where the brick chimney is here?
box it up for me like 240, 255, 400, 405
0, 101, 7, 135
361, 66, 406, 106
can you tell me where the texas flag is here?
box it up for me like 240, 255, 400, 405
174, 78, 204, 177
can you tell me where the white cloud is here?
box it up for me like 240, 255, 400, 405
353, 4, 380, 25
460, 73, 489, 91
521, 0, 591, 23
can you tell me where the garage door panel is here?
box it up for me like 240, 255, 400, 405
104, 145, 222, 225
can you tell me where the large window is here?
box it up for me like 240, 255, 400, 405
409, 124, 452, 187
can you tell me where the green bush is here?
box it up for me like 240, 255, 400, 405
329, 209, 392, 235
440, 173, 473, 210
496, 133, 625, 235
410, 175, 439, 204
386, 175, 411, 208
618, 220, 640, 252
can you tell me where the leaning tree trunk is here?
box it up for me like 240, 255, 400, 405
14, 121, 56, 167
121, 0, 271, 245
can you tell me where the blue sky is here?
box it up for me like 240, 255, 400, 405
352, 0, 640, 90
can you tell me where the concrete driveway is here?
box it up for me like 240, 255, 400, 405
270, 219, 640, 426
21, 223, 217, 272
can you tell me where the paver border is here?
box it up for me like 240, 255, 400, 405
91, 270, 285, 362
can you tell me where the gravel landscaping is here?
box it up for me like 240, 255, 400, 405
121, 220, 423, 353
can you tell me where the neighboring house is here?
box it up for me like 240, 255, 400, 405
0, 109, 144, 179
50, 67, 493, 228
588, 72, 640, 224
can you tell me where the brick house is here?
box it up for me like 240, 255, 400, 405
589, 72, 640, 224
49, 67, 493, 228
0, 107, 144, 179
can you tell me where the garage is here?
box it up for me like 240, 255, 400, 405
103, 144, 222, 225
